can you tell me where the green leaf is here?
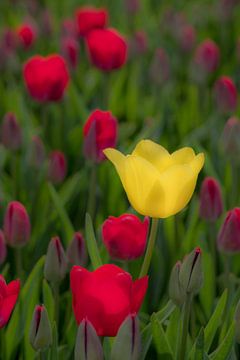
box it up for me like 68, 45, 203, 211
199, 250, 215, 318
151, 313, 173, 358
48, 182, 74, 244
85, 213, 102, 269
50, 322, 59, 360
43, 280, 54, 324
194, 328, 204, 360
6, 256, 45, 360
209, 321, 235, 360
166, 307, 181, 355
204, 290, 228, 352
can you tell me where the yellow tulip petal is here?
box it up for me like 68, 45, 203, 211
103, 148, 127, 185
132, 139, 172, 173
189, 153, 205, 173
123, 155, 164, 216
171, 147, 195, 164
148, 164, 197, 217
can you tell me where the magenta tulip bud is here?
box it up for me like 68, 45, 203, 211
29, 135, 45, 168
61, 37, 79, 69
179, 247, 203, 295
194, 39, 220, 74
199, 177, 223, 222
48, 150, 67, 184
1, 112, 22, 150
29, 305, 52, 351
0, 230, 7, 265
217, 208, 240, 253
67, 232, 87, 266
4, 201, 31, 247
221, 117, 240, 158
44, 236, 68, 283
178, 25, 196, 53
213, 76, 237, 113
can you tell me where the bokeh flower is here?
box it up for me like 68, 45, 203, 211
0, 275, 20, 328
75, 6, 108, 37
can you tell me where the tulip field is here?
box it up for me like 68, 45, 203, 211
1, 0, 240, 359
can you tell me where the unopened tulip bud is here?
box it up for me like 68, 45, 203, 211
129, 31, 148, 58
221, 117, 240, 159
199, 177, 223, 221
0, 230, 7, 265
169, 261, 186, 306
217, 208, 240, 253
29, 305, 52, 351
179, 247, 203, 295
1, 112, 22, 150
194, 39, 220, 74
44, 237, 68, 283
74, 318, 104, 360
29, 135, 45, 168
48, 150, 67, 184
178, 25, 196, 53
213, 76, 237, 113
67, 232, 87, 266
4, 201, 31, 247
61, 37, 79, 69
111, 315, 141, 360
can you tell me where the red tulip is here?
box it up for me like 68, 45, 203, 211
70, 264, 148, 336
61, 37, 79, 69
0, 230, 7, 265
213, 76, 237, 113
83, 109, 118, 163
1, 112, 22, 150
75, 6, 108, 37
194, 39, 220, 73
102, 214, 149, 260
48, 150, 67, 184
86, 28, 128, 71
17, 23, 37, 49
23, 54, 70, 102
4, 201, 31, 247
0, 275, 20, 328
199, 177, 223, 221
217, 208, 240, 253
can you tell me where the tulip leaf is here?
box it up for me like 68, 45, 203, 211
204, 290, 228, 352
199, 250, 215, 318
50, 322, 59, 360
209, 321, 235, 360
48, 182, 75, 244
5, 256, 45, 360
110, 315, 141, 360
43, 279, 54, 324
194, 328, 204, 360
151, 313, 173, 358
85, 213, 102, 269
166, 307, 181, 355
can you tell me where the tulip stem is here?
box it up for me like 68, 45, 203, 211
87, 163, 97, 220
52, 282, 59, 325
0, 329, 5, 360
139, 218, 159, 277
39, 350, 44, 360
178, 293, 192, 360
14, 248, 22, 279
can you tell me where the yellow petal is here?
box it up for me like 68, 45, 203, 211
132, 139, 172, 173
103, 148, 127, 185
189, 153, 205, 173
171, 147, 195, 164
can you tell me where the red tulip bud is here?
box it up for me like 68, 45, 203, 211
221, 117, 240, 159
67, 232, 87, 266
41, 10, 53, 37
61, 37, 79, 69
194, 39, 220, 74
4, 201, 31, 247
0, 230, 7, 265
217, 208, 240, 253
1, 112, 22, 150
29, 305, 52, 350
179, 247, 203, 295
44, 236, 68, 283
17, 23, 37, 49
75, 6, 108, 37
178, 25, 196, 52
213, 76, 237, 113
129, 30, 148, 57
48, 150, 67, 184
83, 109, 118, 163
199, 177, 223, 221
61, 18, 77, 38
102, 214, 149, 260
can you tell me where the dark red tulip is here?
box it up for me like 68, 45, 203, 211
217, 208, 240, 253
23, 54, 70, 102
0, 275, 20, 328
86, 28, 128, 71
213, 76, 237, 113
0, 230, 7, 265
17, 23, 37, 49
199, 177, 223, 221
75, 6, 108, 37
4, 201, 31, 247
102, 214, 149, 260
70, 264, 148, 336
1, 112, 22, 150
194, 39, 220, 73
83, 109, 118, 163
48, 150, 67, 184
67, 232, 87, 266
61, 37, 79, 69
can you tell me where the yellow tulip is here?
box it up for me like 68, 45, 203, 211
104, 140, 204, 218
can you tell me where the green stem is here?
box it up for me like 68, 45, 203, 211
139, 218, 159, 277
178, 294, 192, 360
39, 350, 44, 360
209, 221, 217, 282
87, 163, 97, 220
52, 282, 59, 325
230, 161, 238, 208
0, 329, 5, 360
14, 248, 23, 279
